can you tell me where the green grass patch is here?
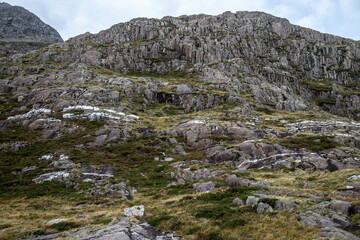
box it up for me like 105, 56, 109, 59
197, 186, 259, 204
305, 79, 333, 91
148, 213, 173, 227
256, 107, 275, 115
49, 221, 79, 231
278, 134, 337, 151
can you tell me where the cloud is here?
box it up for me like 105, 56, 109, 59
5, 0, 360, 40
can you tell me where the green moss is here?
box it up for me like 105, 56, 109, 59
305, 79, 333, 92
197, 186, 259, 204
148, 213, 173, 226
49, 221, 79, 231
197, 230, 223, 240
314, 97, 336, 106
221, 219, 247, 228
278, 134, 337, 151
256, 107, 275, 115
143, 57, 171, 63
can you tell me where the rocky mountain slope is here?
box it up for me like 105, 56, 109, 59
0, 2, 63, 56
0, 11, 359, 240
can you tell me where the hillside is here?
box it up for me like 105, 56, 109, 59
0, 11, 359, 240
0, 2, 63, 56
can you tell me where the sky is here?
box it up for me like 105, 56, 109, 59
4, 0, 360, 41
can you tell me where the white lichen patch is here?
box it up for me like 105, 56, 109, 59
39, 154, 54, 161
7, 108, 52, 120
62, 105, 139, 122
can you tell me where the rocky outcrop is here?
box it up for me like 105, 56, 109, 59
0, 3, 63, 56
2, 11, 357, 118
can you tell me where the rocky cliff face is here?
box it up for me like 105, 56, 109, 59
0, 2, 63, 56
0, 11, 360, 240
1, 11, 359, 119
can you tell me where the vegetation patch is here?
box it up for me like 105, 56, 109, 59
49, 221, 79, 231
278, 133, 337, 151
305, 79, 333, 91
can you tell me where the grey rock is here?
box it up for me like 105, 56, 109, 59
303, 182, 318, 189
21, 166, 37, 174
275, 200, 298, 212
232, 198, 244, 206
225, 174, 247, 187
46, 218, 68, 225
319, 227, 360, 240
176, 84, 192, 94
193, 181, 215, 192
246, 196, 259, 207
20, 233, 61, 240
71, 217, 179, 240
256, 202, 274, 214
330, 200, 354, 216
124, 205, 145, 217
0, 3, 63, 56
33, 171, 70, 183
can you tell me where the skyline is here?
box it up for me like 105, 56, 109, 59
4, 0, 360, 41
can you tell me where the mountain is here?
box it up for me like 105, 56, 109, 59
0, 11, 360, 240
0, 2, 63, 56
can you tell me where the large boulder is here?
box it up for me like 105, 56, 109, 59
193, 181, 215, 192
330, 200, 354, 216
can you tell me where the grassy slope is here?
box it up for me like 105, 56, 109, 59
0, 70, 359, 239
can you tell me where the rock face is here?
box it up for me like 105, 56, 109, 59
0, 2, 63, 56
3, 11, 357, 118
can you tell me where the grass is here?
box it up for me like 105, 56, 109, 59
304, 79, 333, 92
277, 133, 337, 151
0, 67, 359, 240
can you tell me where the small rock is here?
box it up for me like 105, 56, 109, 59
21, 166, 37, 174
76, 215, 86, 219
233, 168, 248, 173
303, 182, 317, 189
163, 157, 174, 162
167, 182, 177, 187
232, 198, 244, 206
168, 138, 178, 145
46, 218, 68, 225
257, 202, 274, 214
124, 205, 145, 217
246, 196, 259, 207
193, 181, 215, 192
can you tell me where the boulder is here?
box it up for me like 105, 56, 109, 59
257, 202, 274, 214
124, 205, 145, 217
225, 174, 246, 187
330, 200, 354, 216
232, 198, 244, 206
193, 181, 215, 192
246, 196, 259, 207
176, 84, 192, 94
275, 200, 298, 212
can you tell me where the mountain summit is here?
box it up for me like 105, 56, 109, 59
0, 2, 63, 56
0, 11, 360, 240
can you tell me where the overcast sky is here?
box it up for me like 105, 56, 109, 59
5, 0, 360, 41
